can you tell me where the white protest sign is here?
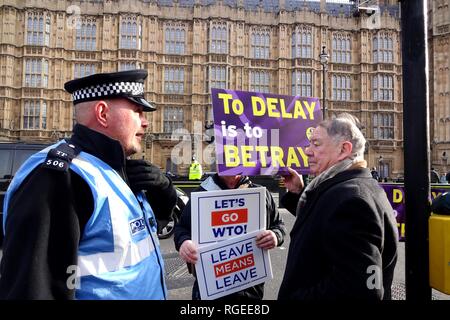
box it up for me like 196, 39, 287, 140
195, 230, 273, 300
191, 187, 266, 246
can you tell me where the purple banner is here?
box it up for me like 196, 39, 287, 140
380, 183, 450, 241
211, 88, 322, 176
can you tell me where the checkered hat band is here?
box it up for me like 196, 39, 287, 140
72, 82, 144, 101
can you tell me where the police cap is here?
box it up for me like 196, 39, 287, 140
64, 69, 156, 112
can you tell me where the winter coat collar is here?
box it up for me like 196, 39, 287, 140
68, 124, 126, 173
295, 168, 372, 230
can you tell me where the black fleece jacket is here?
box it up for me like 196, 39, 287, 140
174, 174, 286, 300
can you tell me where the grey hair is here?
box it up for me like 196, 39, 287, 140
319, 113, 366, 159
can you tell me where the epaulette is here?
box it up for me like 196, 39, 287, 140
42, 142, 81, 172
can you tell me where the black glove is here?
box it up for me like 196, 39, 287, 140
126, 159, 170, 193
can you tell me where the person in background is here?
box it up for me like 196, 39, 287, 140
174, 173, 286, 300
188, 156, 203, 180
370, 167, 380, 181
278, 113, 398, 300
431, 192, 450, 214
430, 167, 440, 183
0, 70, 177, 299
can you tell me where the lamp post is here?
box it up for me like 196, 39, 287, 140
319, 46, 329, 120
143, 132, 154, 161
442, 151, 448, 173
51, 128, 60, 142
378, 155, 383, 180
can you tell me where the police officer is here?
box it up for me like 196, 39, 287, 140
0, 70, 177, 299
188, 156, 203, 180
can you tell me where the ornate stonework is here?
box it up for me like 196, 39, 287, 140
429, 0, 450, 175
0, 0, 408, 177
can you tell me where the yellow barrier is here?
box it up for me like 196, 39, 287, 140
429, 213, 450, 294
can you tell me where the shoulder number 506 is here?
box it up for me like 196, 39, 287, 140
46, 159, 64, 168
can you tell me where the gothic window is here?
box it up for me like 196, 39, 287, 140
210, 22, 228, 54
373, 33, 394, 63
373, 74, 394, 101
164, 67, 185, 94
26, 12, 50, 46
163, 106, 184, 133
332, 74, 351, 101
75, 20, 97, 51
119, 62, 140, 71
120, 17, 141, 49
74, 63, 96, 78
373, 113, 394, 140
165, 25, 186, 54
23, 100, 47, 130
251, 29, 270, 59
332, 33, 351, 63
292, 70, 312, 97
250, 70, 270, 93
292, 26, 312, 59
208, 65, 227, 90
24, 59, 48, 88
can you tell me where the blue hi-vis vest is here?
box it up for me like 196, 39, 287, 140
3, 143, 167, 300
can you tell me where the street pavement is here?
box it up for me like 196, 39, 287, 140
0, 208, 448, 300
161, 208, 296, 300
162, 209, 450, 300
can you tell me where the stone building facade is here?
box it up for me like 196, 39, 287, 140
428, 0, 450, 177
0, 0, 406, 178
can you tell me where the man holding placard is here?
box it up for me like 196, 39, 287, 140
174, 173, 285, 300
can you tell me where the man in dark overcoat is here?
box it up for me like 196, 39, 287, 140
278, 113, 398, 300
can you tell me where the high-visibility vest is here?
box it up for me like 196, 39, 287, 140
3, 142, 167, 300
188, 161, 202, 180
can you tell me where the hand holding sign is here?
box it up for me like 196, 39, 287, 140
255, 230, 278, 250
196, 231, 273, 300
179, 240, 198, 264
191, 188, 266, 245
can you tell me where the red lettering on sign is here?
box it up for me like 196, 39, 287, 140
211, 208, 248, 226
214, 253, 255, 277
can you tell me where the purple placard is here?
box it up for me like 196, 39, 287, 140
380, 183, 450, 241
211, 88, 322, 176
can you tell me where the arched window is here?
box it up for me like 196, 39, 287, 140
208, 66, 227, 90
210, 23, 228, 54
372, 113, 394, 140
164, 24, 186, 54
332, 75, 351, 101
292, 70, 312, 97
75, 20, 97, 51
373, 33, 394, 63
23, 100, 47, 130
250, 71, 270, 93
163, 107, 184, 133
251, 29, 270, 59
292, 26, 312, 59
164, 67, 184, 94
332, 33, 351, 63
26, 13, 50, 46
120, 18, 141, 49
24, 58, 48, 88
